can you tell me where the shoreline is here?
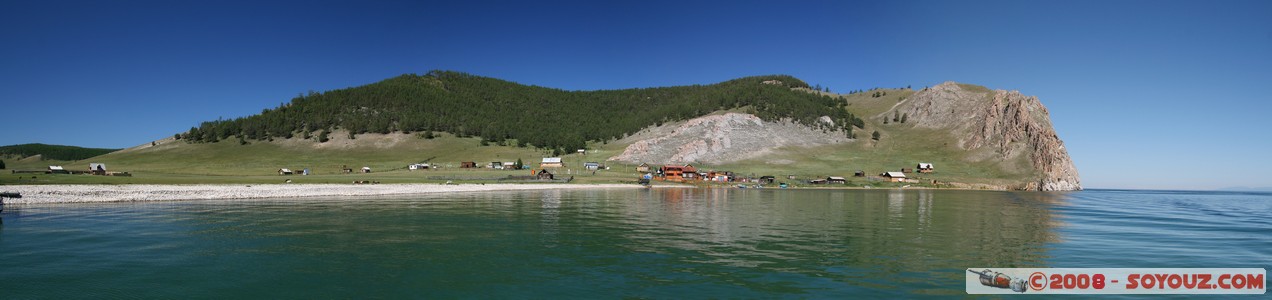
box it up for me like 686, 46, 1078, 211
1, 183, 646, 204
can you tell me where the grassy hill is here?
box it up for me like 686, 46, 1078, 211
179, 70, 862, 155
0, 143, 120, 161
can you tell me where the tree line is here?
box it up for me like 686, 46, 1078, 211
178, 71, 865, 155
0, 143, 120, 161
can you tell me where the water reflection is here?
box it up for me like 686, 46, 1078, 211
0, 188, 1069, 298
612, 188, 1064, 295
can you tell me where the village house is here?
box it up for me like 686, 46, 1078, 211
584, 162, 600, 171
278, 168, 293, 175
827, 176, 846, 184
854, 170, 866, 177
490, 162, 504, 169
681, 164, 699, 181
460, 161, 477, 168
89, 163, 107, 175
917, 163, 934, 173
48, 165, 68, 174
759, 176, 776, 184
408, 163, 430, 170
883, 171, 907, 182
536, 169, 555, 180
659, 165, 691, 182
503, 162, 517, 170
541, 157, 564, 168
636, 163, 651, 173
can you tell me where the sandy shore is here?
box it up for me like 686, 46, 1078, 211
0, 183, 644, 204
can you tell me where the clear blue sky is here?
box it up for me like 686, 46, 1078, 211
2, 0, 1269, 190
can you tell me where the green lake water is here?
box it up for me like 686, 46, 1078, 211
1, 188, 1268, 298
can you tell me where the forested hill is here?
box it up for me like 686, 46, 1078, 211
0, 143, 121, 161
179, 71, 864, 154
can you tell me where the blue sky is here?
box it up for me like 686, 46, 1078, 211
2, 0, 1269, 190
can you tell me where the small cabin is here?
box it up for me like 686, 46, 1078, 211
48, 165, 68, 174
361, 166, 372, 173
636, 163, 651, 173
854, 170, 866, 177
541, 157, 563, 168
883, 171, 907, 182
827, 176, 846, 184
490, 162, 504, 169
917, 163, 934, 173
809, 179, 828, 184
278, 168, 293, 175
680, 164, 698, 180
503, 162, 517, 170
536, 169, 555, 180
759, 176, 776, 184
89, 163, 107, 175
584, 162, 600, 171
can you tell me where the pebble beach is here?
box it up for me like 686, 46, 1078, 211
1, 183, 643, 204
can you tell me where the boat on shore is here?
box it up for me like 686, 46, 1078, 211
1, 192, 23, 212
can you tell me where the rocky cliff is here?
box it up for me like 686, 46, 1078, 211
897, 82, 1081, 191
609, 113, 851, 165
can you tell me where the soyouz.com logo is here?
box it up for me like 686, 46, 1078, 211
966, 268, 1266, 294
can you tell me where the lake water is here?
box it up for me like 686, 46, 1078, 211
0, 188, 1268, 298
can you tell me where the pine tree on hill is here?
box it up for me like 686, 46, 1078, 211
178, 71, 866, 153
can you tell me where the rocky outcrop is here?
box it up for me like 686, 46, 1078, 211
609, 113, 851, 165
898, 82, 1081, 191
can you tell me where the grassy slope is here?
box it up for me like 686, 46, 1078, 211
2, 132, 638, 185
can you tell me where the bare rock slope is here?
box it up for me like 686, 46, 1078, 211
898, 82, 1081, 191
609, 113, 850, 165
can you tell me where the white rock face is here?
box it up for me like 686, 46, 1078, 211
609, 113, 851, 165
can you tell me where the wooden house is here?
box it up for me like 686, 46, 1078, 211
541, 157, 564, 168
536, 169, 555, 180
917, 163, 934, 173
854, 170, 866, 177
460, 161, 477, 168
827, 176, 846, 184
278, 168, 294, 175
89, 163, 107, 175
681, 164, 698, 181
48, 165, 68, 174
759, 176, 776, 184
503, 162, 517, 170
809, 179, 828, 184
636, 163, 651, 173
660, 165, 686, 182
883, 171, 907, 182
